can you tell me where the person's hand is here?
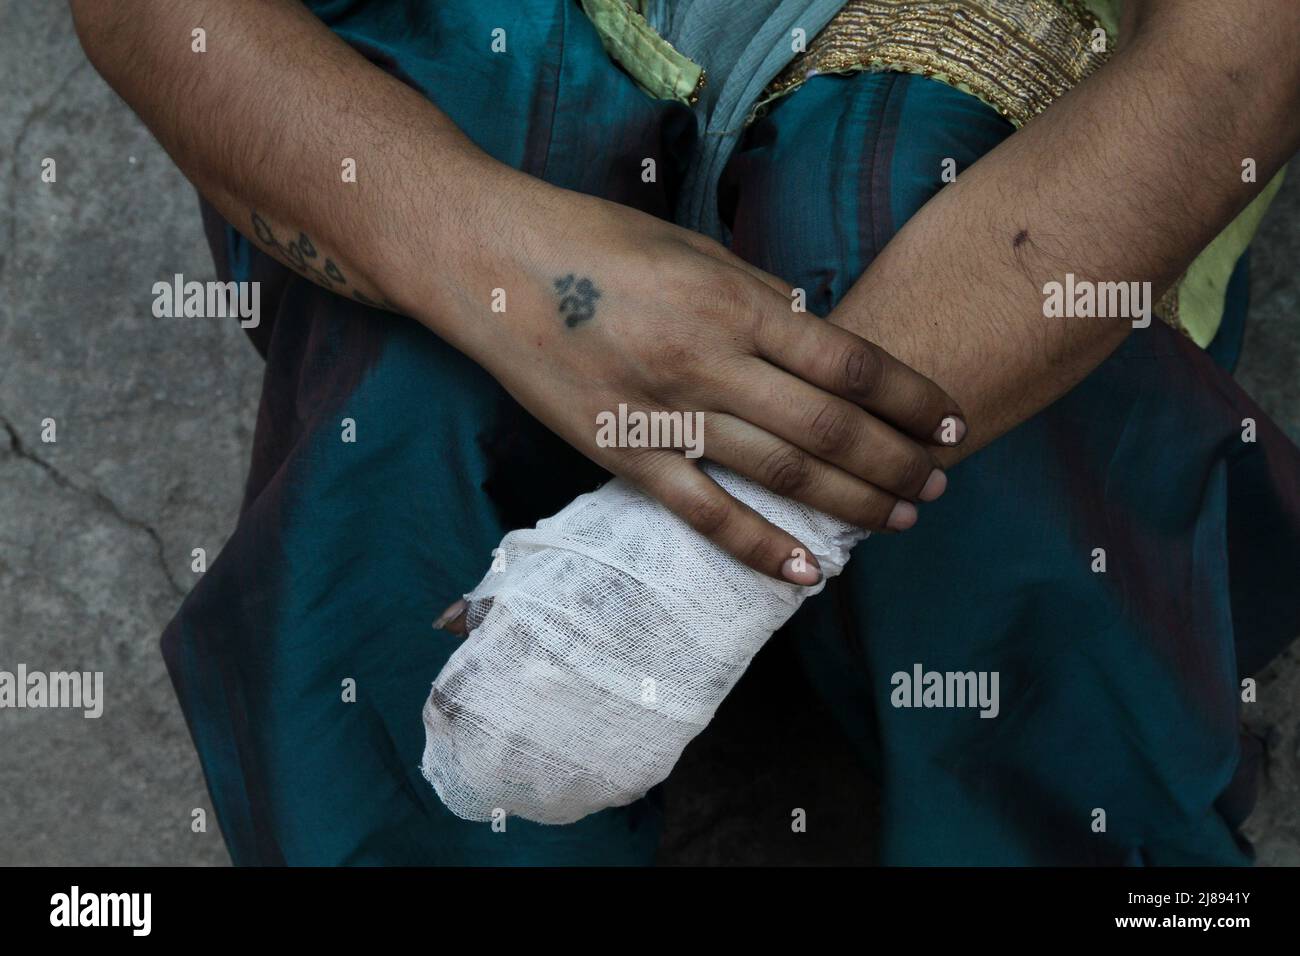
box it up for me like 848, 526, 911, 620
439, 169, 966, 583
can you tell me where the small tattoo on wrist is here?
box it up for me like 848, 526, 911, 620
554, 274, 601, 328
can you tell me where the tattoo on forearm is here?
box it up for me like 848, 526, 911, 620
553, 274, 601, 328
249, 211, 396, 310
251, 211, 344, 287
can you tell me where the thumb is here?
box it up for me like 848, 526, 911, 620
434, 595, 495, 637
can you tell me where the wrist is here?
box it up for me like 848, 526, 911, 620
392, 151, 561, 364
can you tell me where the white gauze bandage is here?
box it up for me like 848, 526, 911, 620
420, 462, 865, 824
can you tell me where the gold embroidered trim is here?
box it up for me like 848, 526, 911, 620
765, 0, 1111, 128
1154, 280, 1182, 333
687, 66, 708, 107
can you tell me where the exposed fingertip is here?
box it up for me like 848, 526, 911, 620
780, 555, 822, 586
434, 598, 467, 634
917, 468, 947, 502
934, 415, 967, 445
886, 499, 918, 531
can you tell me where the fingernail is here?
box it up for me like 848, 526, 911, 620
781, 556, 822, 586
934, 416, 967, 445
434, 598, 467, 631
917, 468, 947, 502
886, 500, 918, 531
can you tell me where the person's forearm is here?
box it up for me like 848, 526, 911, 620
72, 0, 981, 572
70, 0, 516, 357
832, 0, 1300, 467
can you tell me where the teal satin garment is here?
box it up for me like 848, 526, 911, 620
165, 0, 1299, 865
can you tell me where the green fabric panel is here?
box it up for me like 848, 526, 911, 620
1081, 0, 1120, 36
578, 0, 703, 103
1180, 171, 1286, 346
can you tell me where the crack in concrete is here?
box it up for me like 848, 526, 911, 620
1, 414, 186, 598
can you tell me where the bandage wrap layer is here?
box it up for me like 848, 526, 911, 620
421, 464, 864, 824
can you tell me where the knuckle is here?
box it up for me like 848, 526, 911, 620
694, 270, 755, 326
854, 493, 896, 531
739, 532, 779, 573
806, 401, 856, 458
840, 342, 884, 399
890, 447, 933, 496
622, 447, 665, 475
759, 446, 814, 497
903, 386, 939, 427
683, 231, 726, 258
679, 491, 731, 538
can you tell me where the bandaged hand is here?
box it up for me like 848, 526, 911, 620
421, 464, 864, 825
